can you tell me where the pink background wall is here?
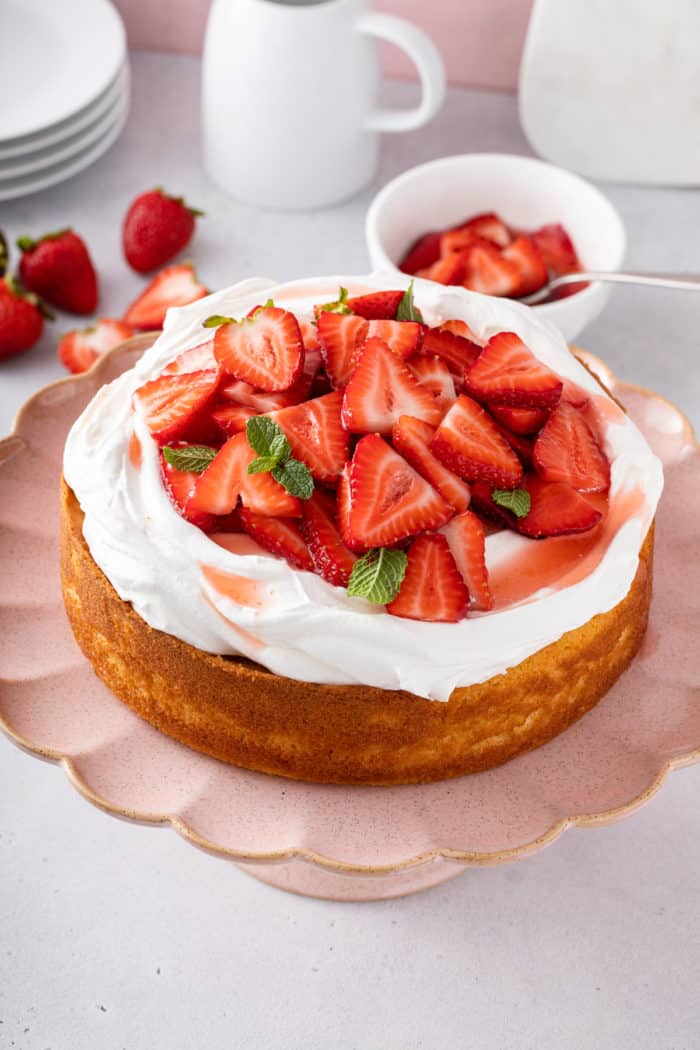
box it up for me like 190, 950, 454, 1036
113, 0, 533, 90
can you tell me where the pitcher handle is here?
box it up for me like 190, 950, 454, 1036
357, 12, 446, 133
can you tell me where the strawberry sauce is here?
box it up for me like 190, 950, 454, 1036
199, 563, 267, 609
128, 431, 142, 470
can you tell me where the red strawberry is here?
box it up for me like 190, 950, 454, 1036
459, 212, 511, 248
386, 534, 468, 623
368, 319, 422, 359
468, 481, 517, 529
300, 491, 357, 586
487, 404, 549, 435
336, 464, 360, 551
491, 419, 534, 468
298, 317, 319, 351
124, 263, 208, 330
211, 403, 257, 436
238, 507, 313, 571
439, 318, 486, 346
161, 451, 217, 531
392, 415, 471, 513
58, 318, 134, 374
342, 337, 443, 434
420, 326, 481, 381
346, 290, 404, 320
440, 510, 493, 611
17, 229, 98, 314
187, 432, 300, 518
466, 332, 563, 408
316, 312, 368, 388
533, 401, 610, 492
532, 223, 580, 275
409, 355, 457, 408
399, 231, 442, 275
461, 237, 521, 297
417, 251, 470, 285
561, 379, 590, 409
440, 226, 478, 256
273, 390, 349, 482
517, 476, 602, 538
122, 188, 203, 273
213, 306, 303, 392
133, 369, 220, 444
221, 347, 322, 411
0, 276, 47, 361
502, 236, 548, 297
431, 395, 523, 488
163, 339, 216, 374
347, 434, 452, 548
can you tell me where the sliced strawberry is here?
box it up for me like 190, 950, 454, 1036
242, 465, 301, 517
298, 317, 319, 351
439, 319, 486, 346
416, 251, 469, 285
517, 476, 602, 538
347, 434, 452, 548
409, 355, 457, 409
213, 306, 303, 392
187, 432, 300, 518
561, 379, 590, 409
440, 227, 478, 256
273, 390, 349, 482
124, 264, 208, 330
211, 403, 256, 436
533, 401, 610, 493
58, 318, 134, 374
488, 404, 549, 435
420, 326, 481, 381
336, 464, 361, 551
386, 534, 468, 623
238, 507, 313, 571
466, 332, 563, 408
161, 452, 218, 531
392, 415, 471, 513
459, 212, 511, 248
316, 312, 368, 388
398, 231, 442, 275
346, 290, 404, 320
133, 369, 220, 444
492, 419, 534, 468
469, 481, 517, 529
300, 490, 357, 586
440, 510, 492, 611
502, 236, 548, 297
342, 337, 442, 435
431, 395, 523, 488
163, 339, 217, 375
368, 319, 422, 359
532, 223, 580, 275
461, 237, 521, 297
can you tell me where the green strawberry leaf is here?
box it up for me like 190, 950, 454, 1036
163, 444, 218, 474
271, 459, 314, 500
396, 280, 424, 323
316, 286, 352, 315
346, 548, 408, 604
202, 314, 236, 328
492, 487, 532, 518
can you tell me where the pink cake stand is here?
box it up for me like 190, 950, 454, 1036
1, 338, 699, 901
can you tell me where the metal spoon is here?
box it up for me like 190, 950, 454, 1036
522, 271, 700, 306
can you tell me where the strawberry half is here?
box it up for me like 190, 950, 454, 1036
431, 395, 523, 488
300, 490, 357, 586
346, 290, 404, 320
133, 369, 220, 444
273, 390, 349, 482
440, 510, 493, 611
502, 236, 548, 297
163, 339, 216, 374
420, 326, 481, 381
213, 306, 304, 392
459, 212, 511, 248
492, 419, 534, 468
316, 312, 368, 388
466, 332, 563, 408
124, 263, 208, 330
392, 415, 471, 513
517, 476, 602, 538
488, 404, 549, 435
468, 481, 517, 529
238, 507, 313, 571
461, 237, 521, 297
58, 318, 134, 374
161, 451, 217, 531
187, 432, 300, 518
533, 401, 610, 493
398, 231, 442, 275
386, 534, 468, 623
532, 223, 580, 276
417, 251, 469, 286
211, 403, 257, 437
342, 337, 443, 434
368, 319, 422, 359
409, 355, 457, 409
336, 464, 360, 551
347, 434, 453, 548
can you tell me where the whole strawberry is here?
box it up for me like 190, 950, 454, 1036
0, 276, 49, 361
123, 188, 203, 273
17, 229, 98, 315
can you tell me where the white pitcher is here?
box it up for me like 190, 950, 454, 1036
202, 0, 446, 209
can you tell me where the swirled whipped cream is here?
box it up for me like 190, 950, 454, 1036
63, 274, 663, 700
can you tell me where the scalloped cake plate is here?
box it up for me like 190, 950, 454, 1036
1, 337, 699, 901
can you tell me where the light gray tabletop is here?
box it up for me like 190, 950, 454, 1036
1, 52, 698, 1050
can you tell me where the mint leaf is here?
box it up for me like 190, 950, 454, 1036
316, 286, 351, 315
396, 280, 424, 323
492, 487, 531, 518
272, 459, 314, 500
347, 548, 408, 604
202, 314, 235, 328
163, 444, 218, 474
246, 415, 289, 459
247, 455, 280, 475
269, 430, 292, 462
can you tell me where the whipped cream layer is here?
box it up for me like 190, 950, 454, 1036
63, 274, 663, 700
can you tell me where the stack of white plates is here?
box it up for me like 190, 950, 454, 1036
0, 0, 129, 201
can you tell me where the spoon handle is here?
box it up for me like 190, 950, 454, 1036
523, 271, 700, 305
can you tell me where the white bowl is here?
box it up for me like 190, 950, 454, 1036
365, 153, 626, 342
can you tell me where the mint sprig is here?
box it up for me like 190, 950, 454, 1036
347, 548, 408, 604
316, 286, 352, 315
245, 416, 313, 499
492, 487, 531, 518
396, 280, 424, 323
163, 444, 218, 474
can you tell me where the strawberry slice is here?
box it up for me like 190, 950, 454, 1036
533, 401, 610, 493
298, 317, 319, 351
439, 319, 486, 346
211, 403, 257, 436
58, 318, 134, 374
124, 264, 208, 330
561, 379, 590, 409
517, 476, 602, 538
213, 306, 304, 392
133, 369, 220, 444
492, 419, 534, 468
238, 507, 313, 571
342, 337, 443, 434
461, 237, 521, 297
316, 312, 369, 388
386, 534, 468, 623
532, 223, 580, 275
469, 481, 517, 529
416, 251, 469, 285
466, 332, 563, 408
187, 432, 300, 518
273, 390, 349, 482
336, 464, 361, 551
488, 404, 549, 435
161, 452, 217, 531
368, 319, 422, 359
347, 434, 453, 548
440, 227, 478, 256
346, 290, 404, 320
399, 231, 442, 275
163, 339, 217, 375
300, 490, 357, 586
440, 510, 493, 611
431, 395, 523, 488
459, 212, 511, 248
502, 236, 548, 297
392, 415, 471, 513
409, 355, 457, 408
420, 326, 481, 381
